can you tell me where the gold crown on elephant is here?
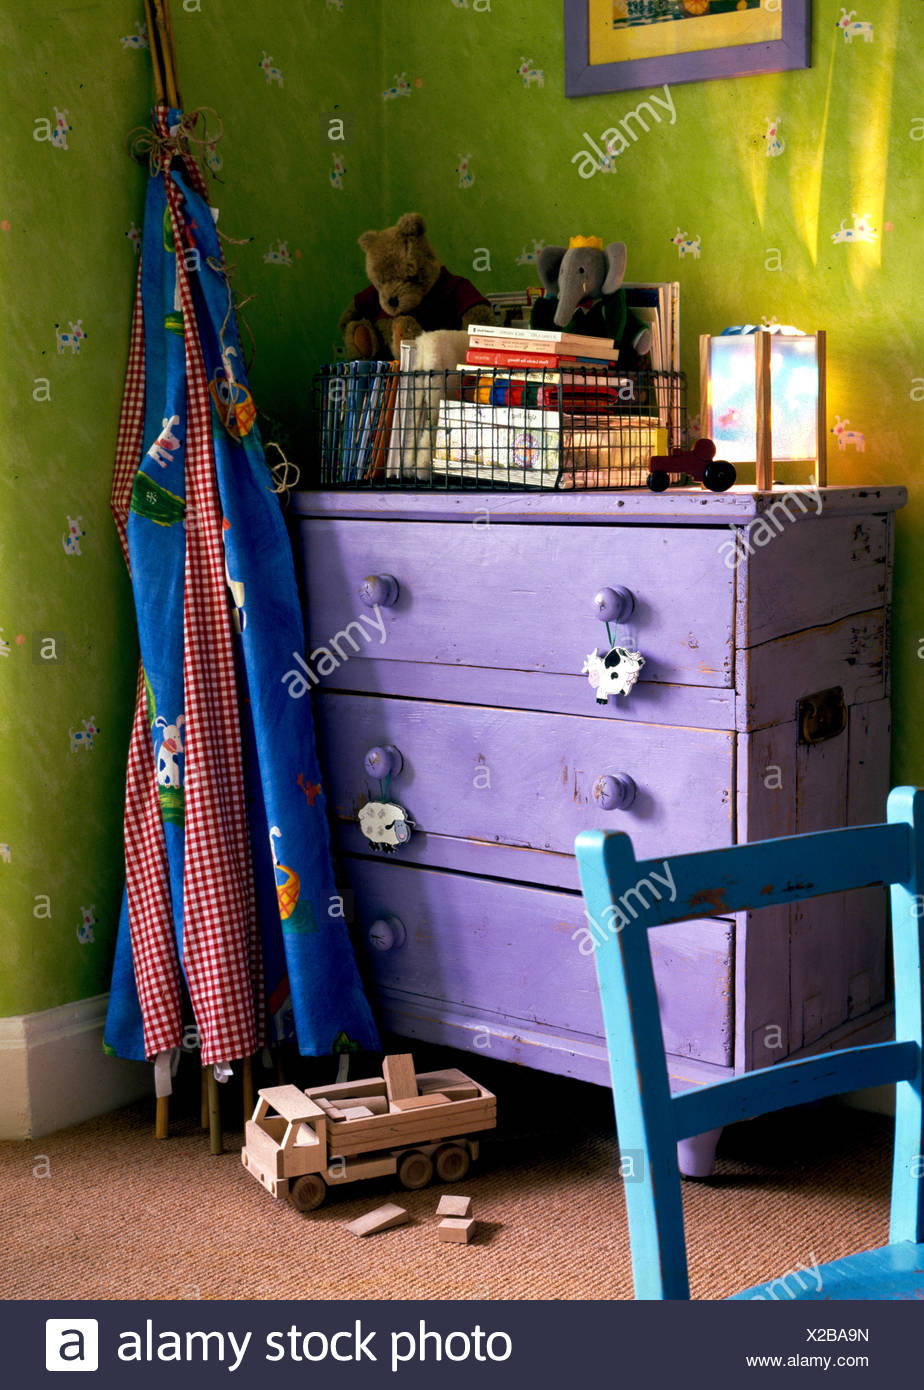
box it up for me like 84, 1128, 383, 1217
568, 235, 604, 250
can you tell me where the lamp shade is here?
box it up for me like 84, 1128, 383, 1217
700, 330, 827, 488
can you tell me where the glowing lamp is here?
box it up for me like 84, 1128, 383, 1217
700, 329, 827, 488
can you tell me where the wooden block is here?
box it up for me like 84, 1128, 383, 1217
340, 1105, 375, 1120
391, 1093, 449, 1111
436, 1194, 472, 1218
417, 1068, 475, 1093
436, 1085, 480, 1101
438, 1217, 476, 1245
383, 1053, 418, 1102
346, 1203, 409, 1238
306, 1077, 388, 1103
337, 1094, 388, 1115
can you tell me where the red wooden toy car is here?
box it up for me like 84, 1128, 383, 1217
647, 438, 736, 493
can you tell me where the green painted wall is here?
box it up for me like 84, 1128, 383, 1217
2, 0, 920, 1020
0, 0, 382, 1019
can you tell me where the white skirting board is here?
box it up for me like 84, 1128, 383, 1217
0, 994, 152, 1140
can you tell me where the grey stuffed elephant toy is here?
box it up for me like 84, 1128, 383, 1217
530, 236, 652, 361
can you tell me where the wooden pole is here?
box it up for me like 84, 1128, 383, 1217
144, 0, 165, 104
815, 330, 827, 489
206, 1066, 223, 1155
155, 1095, 169, 1140
162, 0, 183, 108
152, 0, 180, 109
242, 1056, 255, 1125
755, 331, 773, 491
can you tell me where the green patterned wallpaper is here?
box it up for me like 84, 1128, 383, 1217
371, 0, 922, 777
2, 0, 921, 1019
0, 0, 382, 1018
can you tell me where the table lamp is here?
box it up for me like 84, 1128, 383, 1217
699, 328, 827, 489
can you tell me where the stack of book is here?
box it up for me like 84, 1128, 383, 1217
463, 321, 622, 370
319, 361, 399, 483
430, 325, 667, 487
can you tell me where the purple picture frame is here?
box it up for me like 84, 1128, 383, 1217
564, 1, 811, 97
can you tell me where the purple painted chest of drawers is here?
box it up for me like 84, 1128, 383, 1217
293, 486, 906, 1091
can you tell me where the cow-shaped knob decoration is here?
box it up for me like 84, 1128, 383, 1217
582, 646, 645, 704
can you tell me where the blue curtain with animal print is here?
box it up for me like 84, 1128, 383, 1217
105, 108, 378, 1069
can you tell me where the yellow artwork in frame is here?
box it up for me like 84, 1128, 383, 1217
565, 0, 810, 97
591, 0, 782, 64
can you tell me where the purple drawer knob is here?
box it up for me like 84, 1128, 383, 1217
359, 574, 399, 608
593, 773, 637, 811
363, 744, 404, 779
368, 916, 407, 952
593, 586, 636, 624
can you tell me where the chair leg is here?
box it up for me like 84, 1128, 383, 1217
155, 1095, 169, 1140
206, 1066, 222, 1155
242, 1055, 254, 1124
200, 1065, 209, 1129
677, 1128, 722, 1179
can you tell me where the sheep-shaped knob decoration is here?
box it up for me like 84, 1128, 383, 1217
358, 800, 414, 853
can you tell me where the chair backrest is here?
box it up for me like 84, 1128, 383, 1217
574, 786, 924, 1300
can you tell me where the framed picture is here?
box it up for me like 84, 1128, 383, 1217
565, 1, 811, 97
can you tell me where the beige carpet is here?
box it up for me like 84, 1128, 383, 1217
0, 1046, 891, 1301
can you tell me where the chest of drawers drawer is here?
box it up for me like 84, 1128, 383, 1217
316, 692, 734, 890
303, 518, 735, 688
346, 857, 734, 1069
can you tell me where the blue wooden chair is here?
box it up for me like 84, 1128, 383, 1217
574, 786, 924, 1300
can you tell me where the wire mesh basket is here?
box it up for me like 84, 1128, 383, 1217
308, 362, 687, 491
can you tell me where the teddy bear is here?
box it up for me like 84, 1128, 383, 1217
339, 212, 493, 360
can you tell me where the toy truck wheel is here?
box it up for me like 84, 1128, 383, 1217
397, 1150, 434, 1191
703, 460, 736, 492
647, 470, 670, 493
289, 1174, 327, 1212
434, 1143, 471, 1183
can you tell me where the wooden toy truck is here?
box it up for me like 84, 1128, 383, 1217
241, 1055, 496, 1212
